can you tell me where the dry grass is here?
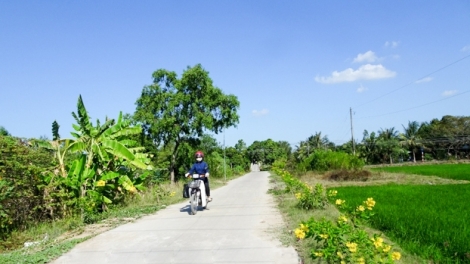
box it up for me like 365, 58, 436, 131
297, 170, 469, 189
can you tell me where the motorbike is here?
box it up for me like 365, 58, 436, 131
187, 173, 208, 215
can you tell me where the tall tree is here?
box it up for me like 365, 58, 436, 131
400, 121, 422, 162
378, 127, 403, 164
134, 64, 240, 182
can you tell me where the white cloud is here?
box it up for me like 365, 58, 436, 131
442, 90, 458, 97
252, 109, 269, 117
384, 41, 399, 48
353, 51, 378, 63
415, 77, 433, 84
315, 64, 396, 84
357, 84, 368, 93
461, 45, 470, 52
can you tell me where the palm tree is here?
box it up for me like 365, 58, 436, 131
378, 127, 402, 164
400, 121, 422, 162
360, 130, 381, 164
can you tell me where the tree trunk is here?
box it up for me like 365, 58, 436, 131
170, 153, 176, 184
412, 151, 416, 163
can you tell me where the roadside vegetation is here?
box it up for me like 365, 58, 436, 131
269, 156, 470, 263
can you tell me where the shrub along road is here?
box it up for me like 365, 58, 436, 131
51, 171, 298, 264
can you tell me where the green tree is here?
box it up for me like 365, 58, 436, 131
134, 64, 240, 182
359, 130, 381, 164
377, 127, 403, 164
400, 121, 422, 162
0, 126, 10, 136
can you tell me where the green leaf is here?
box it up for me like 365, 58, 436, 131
103, 196, 112, 204
67, 141, 87, 153
101, 140, 135, 161
101, 171, 120, 181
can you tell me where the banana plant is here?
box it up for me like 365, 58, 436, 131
63, 95, 153, 210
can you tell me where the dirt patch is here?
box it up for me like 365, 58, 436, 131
56, 217, 137, 242
299, 171, 469, 188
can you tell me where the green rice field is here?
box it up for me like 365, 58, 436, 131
331, 184, 470, 263
370, 163, 470, 181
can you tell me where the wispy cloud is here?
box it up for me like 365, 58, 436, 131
384, 41, 399, 48
461, 45, 470, 52
252, 109, 269, 117
442, 90, 458, 97
357, 84, 367, 93
415, 77, 433, 84
315, 64, 396, 84
353, 51, 378, 63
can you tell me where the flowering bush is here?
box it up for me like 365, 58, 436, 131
294, 191, 401, 263
273, 167, 327, 210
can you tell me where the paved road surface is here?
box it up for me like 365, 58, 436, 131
51, 171, 299, 264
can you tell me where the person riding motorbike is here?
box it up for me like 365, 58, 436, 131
185, 151, 212, 202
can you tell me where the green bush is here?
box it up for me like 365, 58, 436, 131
299, 150, 364, 172
0, 136, 55, 238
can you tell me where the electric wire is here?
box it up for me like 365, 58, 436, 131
354, 53, 470, 108
356, 89, 470, 119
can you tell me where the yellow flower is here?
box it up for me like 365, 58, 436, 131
392, 251, 401, 260
337, 251, 344, 258
295, 192, 302, 199
328, 190, 338, 196
338, 215, 348, 224
96, 180, 106, 187
169, 191, 176, 197
341, 261, 346, 264
335, 199, 345, 205
294, 228, 306, 239
383, 245, 391, 253
319, 234, 329, 239
356, 257, 365, 264
299, 224, 309, 232
346, 242, 358, 253
365, 197, 376, 208
313, 252, 323, 257
357, 205, 365, 212
371, 237, 384, 248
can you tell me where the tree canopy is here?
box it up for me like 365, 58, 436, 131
134, 64, 240, 182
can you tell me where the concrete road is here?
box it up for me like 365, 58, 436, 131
51, 171, 299, 264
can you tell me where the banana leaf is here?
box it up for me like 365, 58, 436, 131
101, 171, 120, 181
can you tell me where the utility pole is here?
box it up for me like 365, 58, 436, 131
350, 107, 356, 155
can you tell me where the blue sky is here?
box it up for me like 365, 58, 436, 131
1, 1, 469, 148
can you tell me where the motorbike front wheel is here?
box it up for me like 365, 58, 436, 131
190, 192, 198, 215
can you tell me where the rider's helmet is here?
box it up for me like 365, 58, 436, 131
195, 151, 204, 161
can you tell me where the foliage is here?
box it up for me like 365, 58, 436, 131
294, 132, 333, 161
298, 149, 364, 172
294, 192, 401, 263
0, 136, 55, 239
134, 64, 240, 182
399, 120, 423, 162
272, 167, 327, 210
247, 139, 291, 166
333, 184, 470, 263
0, 126, 10, 136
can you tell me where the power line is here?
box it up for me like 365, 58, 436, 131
355, 53, 470, 108
356, 90, 470, 119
